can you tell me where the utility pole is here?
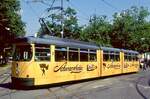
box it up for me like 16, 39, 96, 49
60, 0, 64, 38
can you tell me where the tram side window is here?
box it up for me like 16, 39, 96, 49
13, 45, 32, 61
129, 54, 133, 61
110, 53, 114, 60
80, 49, 88, 61
124, 53, 133, 61
89, 50, 97, 61
103, 51, 109, 61
133, 54, 139, 61
110, 51, 120, 61
35, 44, 50, 61
135, 54, 139, 61
114, 52, 120, 61
69, 48, 79, 61
124, 53, 129, 61
103, 51, 120, 61
124, 53, 128, 61
55, 47, 67, 61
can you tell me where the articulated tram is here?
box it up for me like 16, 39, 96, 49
11, 36, 139, 86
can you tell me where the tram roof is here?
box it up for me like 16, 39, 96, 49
14, 36, 139, 53
14, 36, 99, 50
101, 47, 121, 52
121, 49, 139, 54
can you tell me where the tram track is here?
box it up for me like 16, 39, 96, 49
0, 70, 11, 84
135, 76, 150, 99
1, 70, 149, 99
0, 83, 19, 99
0, 69, 10, 78
45, 80, 98, 99
0, 74, 10, 84
59, 85, 84, 99
0, 90, 18, 98
0, 67, 19, 99
46, 86, 84, 99
47, 88, 61, 99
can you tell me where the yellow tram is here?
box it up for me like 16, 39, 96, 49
11, 36, 139, 86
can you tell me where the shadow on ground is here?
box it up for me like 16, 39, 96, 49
0, 72, 139, 91
135, 77, 149, 99
0, 82, 13, 89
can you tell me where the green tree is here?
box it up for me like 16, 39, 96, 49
0, 0, 25, 37
111, 6, 150, 52
81, 15, 111, 46
0, 0, 25, 64
38, 7, 82, 39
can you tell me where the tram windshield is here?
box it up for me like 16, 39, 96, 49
13, 44, 32, 61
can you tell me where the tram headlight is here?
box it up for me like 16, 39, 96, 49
26, 75, 29, 78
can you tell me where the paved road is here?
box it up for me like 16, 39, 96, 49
0, 67, 150, 99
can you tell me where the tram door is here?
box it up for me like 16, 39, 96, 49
101, 50, 122, 76
34, 44, 51, 85
12, 44, 34, 78
123, 52, 139, 73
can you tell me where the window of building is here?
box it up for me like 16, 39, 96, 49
55, 47, 67, 61
35, 44, 50, 61
69, 48, 79, 61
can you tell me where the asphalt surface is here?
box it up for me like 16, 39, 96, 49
0, 66, 150, 99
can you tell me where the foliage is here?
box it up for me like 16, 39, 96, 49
38, 7, 82, 39
111, 6, 150, 52
0, 0, 25, 37
0, 0, 25, 65
80, 15, 112, 46
39, 5, 150, 52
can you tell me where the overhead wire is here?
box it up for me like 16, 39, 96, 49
100, 0, 118, 11
23, 0, 93, 23
48, 0, 56, 11
40, 0, 52, 6
24, 0, 119, 26
40, 0, 56, 18
26, 0, 52, 7
23, 0, 40, 19
67, 1, 90, 21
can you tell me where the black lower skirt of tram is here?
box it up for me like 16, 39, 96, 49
11, 77, 34, 87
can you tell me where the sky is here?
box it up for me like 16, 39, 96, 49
20, 0, 150, 36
